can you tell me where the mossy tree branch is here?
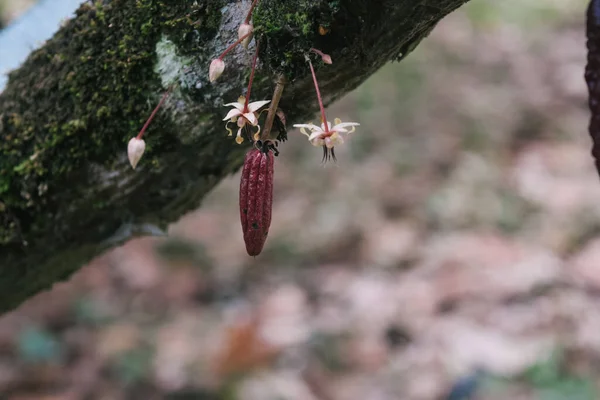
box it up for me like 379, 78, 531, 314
0, 0, 469, 313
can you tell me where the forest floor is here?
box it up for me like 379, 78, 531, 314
0, 0, 598, 399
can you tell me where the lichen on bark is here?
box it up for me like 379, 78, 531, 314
0, 0, 222, 240
0, 0, 226, 310
0, 0, 469, 313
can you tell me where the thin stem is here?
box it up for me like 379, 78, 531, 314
136, 85, 173, 140
307, 57, 328, 132
218, 31, 253, 60
244, 41, 260, 111
310, 48, 325, 58
245, 0, 260, 24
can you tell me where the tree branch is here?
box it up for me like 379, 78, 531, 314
0, 0, 469, 313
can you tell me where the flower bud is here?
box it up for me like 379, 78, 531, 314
209, 59, 225, 82
238, 22, 254, 49
321, 53, 333, 65
127, 137, 146, 169
309, 48, 333, 64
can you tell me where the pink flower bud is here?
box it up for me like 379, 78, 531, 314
321, 53, 333, 65
310, 48, 333, 65
209, 59, 225, 83
238, 22, 254, 49
127, 137, 146, 169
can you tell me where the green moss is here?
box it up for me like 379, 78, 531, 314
253, 1, 324, 79
0, 0, 223, 310
252, 0, 378, 80
0, 0, 222, 242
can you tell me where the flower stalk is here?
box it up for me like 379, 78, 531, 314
136, 86, 173, 141
209, 30, 254, 82
244, 41, 260, 111
127, 85, 174, 169
245, 0, 260, 24
222, 42, 270, 144
293, 56, 360, 162
307, 57, 328, 130
218, 30, 253, 61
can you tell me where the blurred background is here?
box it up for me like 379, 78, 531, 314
0, 0, 597, 399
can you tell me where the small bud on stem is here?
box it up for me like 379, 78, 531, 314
238, 23, 254, 49
127, 138, 146, 169
209, 59, 225, 82
238, 0, 259, 49
209, 30, 254, 83
310, 48, 333, 64
127, 85, 173, 169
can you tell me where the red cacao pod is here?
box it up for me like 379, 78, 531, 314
239, 147, 274, 256
586, 0, 600, 176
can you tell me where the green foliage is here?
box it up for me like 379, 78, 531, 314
523, 349, 597, 400
253, 0, 373, 80
113, 347, 154, 386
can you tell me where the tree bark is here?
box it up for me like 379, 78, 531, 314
0, 0, 469, 313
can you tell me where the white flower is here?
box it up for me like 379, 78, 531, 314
294, 118, 359, 148
127, 137, 146, 169
293, 118, 359, 162
223, 97, 270, 144
209, 59, 225, 82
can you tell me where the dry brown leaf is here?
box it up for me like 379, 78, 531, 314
212, 316, 279, 379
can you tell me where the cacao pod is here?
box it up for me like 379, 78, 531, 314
586, 0, 600, 176
239, 147, 274, 256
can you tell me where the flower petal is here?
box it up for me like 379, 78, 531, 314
248, 100, 270, 112
332, 122, 360, 130
293, 123, 319, 131
243, 112, 258, 126
330, 132, 344, 146
324, 137, 335, 149
333, 122, 359, 135
223, 108, 243, 121
253, 124, 261, 141
298, 127, 310, 137
308, 131, 325, 142
224, 102, 245, 111
225, 120, 233, 136
310, 138, 324, 147
320, 121, 332, 132
235, 127, 244, 144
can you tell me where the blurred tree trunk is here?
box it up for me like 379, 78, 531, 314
0, 0, 469, 312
